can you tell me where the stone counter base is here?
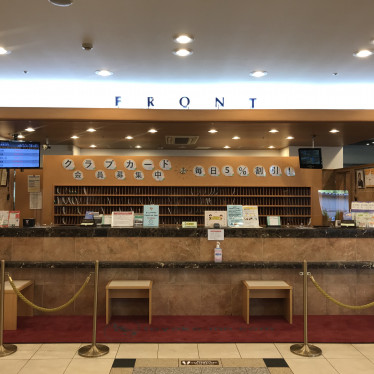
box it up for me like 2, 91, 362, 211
5, 267, 374, 317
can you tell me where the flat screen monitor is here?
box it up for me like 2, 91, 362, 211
0, 141, 40, 169
298, 148, 322, 169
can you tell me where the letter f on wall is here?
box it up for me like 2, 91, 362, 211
115, 96, 122, 107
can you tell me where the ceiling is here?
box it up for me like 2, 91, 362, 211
1, 0, 374, 150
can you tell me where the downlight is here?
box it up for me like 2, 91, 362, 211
174, 34, 194, 44
173, 48, 193, 57
250, 70, 267, 78
0, 47, 10, 55
49, 0, 73, 6
95, 69, 113, 77
353, 49, 373, 58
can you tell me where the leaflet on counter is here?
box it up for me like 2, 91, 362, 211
227, 205, 244, 227
242, 206, 260, 228
143, 205, 159, 227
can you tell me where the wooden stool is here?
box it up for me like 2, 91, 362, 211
242, 280, 292, 324
2, 280, 34, 330
106, 280, 152, 324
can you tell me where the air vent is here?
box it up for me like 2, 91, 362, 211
165, 136, 199, 145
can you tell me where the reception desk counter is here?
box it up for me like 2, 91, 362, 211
1, 227, 373, 317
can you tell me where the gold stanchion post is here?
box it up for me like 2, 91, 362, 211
290, 260, 322, 357
78, 260, 109, 358
0, 260, 17, 357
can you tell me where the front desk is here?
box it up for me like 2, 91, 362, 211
1, 227, 373, 317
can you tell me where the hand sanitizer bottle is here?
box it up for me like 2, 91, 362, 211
214, 241, 222, 263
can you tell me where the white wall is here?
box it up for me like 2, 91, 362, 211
40, 145, 77, 166
280, 147, 290, 157
77, 149, 285, 157
43, 145, 345, 169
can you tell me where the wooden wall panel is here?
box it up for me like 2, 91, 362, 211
15, 169, 43, 226
43, 155, 322, 226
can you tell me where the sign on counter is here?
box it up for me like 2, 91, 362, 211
227, 205, 244, 227
208, 229, 224, 241
143, 205, 159, 227
111, 211, 134, 227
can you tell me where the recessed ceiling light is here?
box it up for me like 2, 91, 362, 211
173, 48, 193, 57
49, 0, 73, 6
71, 135, 79, 139
87, 128, 96, 132
208, 129, 217, 133
269, 129, 279, 133
174, 34, 194, 44
232, 136, 240, 140
17, 134, 25, 139
148, 129, 158, 133
0, 47, 10, 55
367, 143, 370, 146
250, 70, 267, 78
224, 146, 231, 149
268, 145, 275, 149
82, 42, 93, 51
125, 136, 134, 140
353, 49, 373, 58
329, 129, 340, 133
95, 69, 113, 77
89, 144, 96, 148
135, 145, 142, 149
25, 127, 35, 132
286, 136, 294, 140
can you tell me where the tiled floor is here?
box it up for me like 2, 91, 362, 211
1, 343, 374, 374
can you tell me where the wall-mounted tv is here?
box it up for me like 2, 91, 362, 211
0, 141, 40, 169
298, 148, 322, 169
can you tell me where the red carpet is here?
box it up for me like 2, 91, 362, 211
4, 315, 374, 343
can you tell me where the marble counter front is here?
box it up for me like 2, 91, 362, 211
1, 226, 373, 317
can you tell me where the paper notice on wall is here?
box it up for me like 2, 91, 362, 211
30, 192, 42, 209
28, 175, 41, 192
0, 169, 7, 186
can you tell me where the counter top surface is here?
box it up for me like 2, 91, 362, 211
4, 260, 374, 269
0, 226, 372, 238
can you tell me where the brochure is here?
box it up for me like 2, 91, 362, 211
243, 206, 260, 228
134, 213, 144, 227
101, 215, 112, 226
143, 205, 159, 227
227, 205, 244, 227
8, 211, 20, 227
